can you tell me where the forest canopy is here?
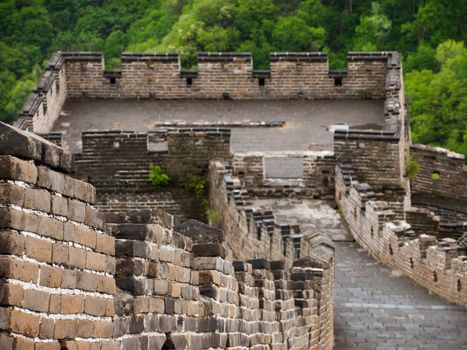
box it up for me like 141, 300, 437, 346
0, 0, 466, 156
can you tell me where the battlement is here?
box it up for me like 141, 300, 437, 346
16, 51, 399, 134
335, 163, 466, 307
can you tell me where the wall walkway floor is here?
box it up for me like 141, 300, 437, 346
334, 241, 467, 349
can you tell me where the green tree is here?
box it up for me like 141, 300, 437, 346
353, 2, 392, 51
406, 40, 467, 156
272, 16, 326, 52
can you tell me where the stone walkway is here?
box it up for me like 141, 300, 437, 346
246, 198, 466, 349
334, 241, 467, 350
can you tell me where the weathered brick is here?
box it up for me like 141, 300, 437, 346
8, 259, 39, 282
77, 271, 98, 292
75, 225, 97, 249
38, 216, 64, 240
61, 269, 78, 289
0, 230, 25, 255
25, 236, 52, 263
35, 341, 61, 350
0, 155, 37, 183
0, 183, 25, 207
39, 317, 55, 338
9, 309, 40, 337
48, 294, 61, 314
39, 265, 62, 288
95, 233, 115, 255
37, 166, 65, 194
61, 294, 85, 314
51, 195, 68, 216
93, 320, 113, 338
84, 296, 107, 316
13, 336, 35, 350
24, 187, 51, 213
77, 319, 94, 338
86, 251, 107, 272
22, 289, 50, 312
84, 206, 104, 229
0, 283, 24, 306
68, 199, 86, 222
68, 247, 87, 269
54, 319, 77, 339
52, 243, 69, 265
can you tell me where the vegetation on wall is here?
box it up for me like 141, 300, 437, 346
0, 0, 465, 155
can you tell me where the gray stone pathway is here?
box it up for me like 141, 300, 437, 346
334, 241, 467, 350
259, 199, 467, 349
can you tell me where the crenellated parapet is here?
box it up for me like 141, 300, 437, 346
17, 51, 399, 135
335, 162, 466, 307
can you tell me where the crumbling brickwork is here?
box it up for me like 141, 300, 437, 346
0, 122, 335, 349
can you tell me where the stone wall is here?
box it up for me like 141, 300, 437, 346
334, 131, 402, 190
410, 144, 467, 201
209, 161, 301, 262
335, 163, 466, 307
231, 152, 335, 199
332, 51, 409, 194
72, 128, 230, 216
106, 210, 334, 350
17, 51, 397, 134
0, 122, 335, 349
0, 122, 117, 349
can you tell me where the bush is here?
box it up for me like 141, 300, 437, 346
406, 157, 420, 181
148, 164, 170, 187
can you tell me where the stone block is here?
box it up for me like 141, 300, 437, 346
61, 294, 85, 314
22, 289, 50, 313
25, 236, 52, 263
0, 283, 23, 306
84, 296, 107, 316
9, 309, 40, 337
39, 317, 55, 339
0, 155, 37, 183
96, 233, 115, 255
0, 230, 25, 256
192, 243, 226, 258
54, 319, 78, 339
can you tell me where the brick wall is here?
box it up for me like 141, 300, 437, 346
209, 161, 302, 262
0, 122, 335, 349
410, 144, 467, 201
73, 128, 231, 216
335, 163, 467, 307
0, 122, 117, 349
231, 151, 335, 198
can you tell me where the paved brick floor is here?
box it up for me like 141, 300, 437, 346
53, 98, 384, 153
334, 241, 467, 350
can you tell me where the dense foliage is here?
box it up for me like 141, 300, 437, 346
0, 0, 465, 155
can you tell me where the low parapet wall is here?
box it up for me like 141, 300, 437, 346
209, 161, 298, 262
336, 163, 466, 307
0, 122, 335, 349
410, 144, 467, 201
231, 152, 335, 199
17, 51, 397, 134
